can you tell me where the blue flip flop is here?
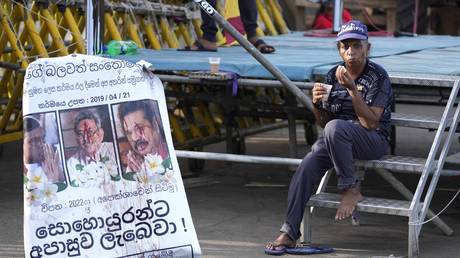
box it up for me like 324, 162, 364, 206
264, 242, 286, 255
285, 245, 334, 255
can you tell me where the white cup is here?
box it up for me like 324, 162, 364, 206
208, 57, 221, 73
322, 83, 332, 105
322, 83, 333, 101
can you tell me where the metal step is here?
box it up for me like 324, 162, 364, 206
356, 156, 457, 175
391, 112, 443, 129
307, 192, 413, 216
355, 155, 427, 174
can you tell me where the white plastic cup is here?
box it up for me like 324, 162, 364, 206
208, 57, 221, 73
322, 83, 333, 102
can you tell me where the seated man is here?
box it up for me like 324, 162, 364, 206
24, 116, 65, 183
265, 20, 393, 254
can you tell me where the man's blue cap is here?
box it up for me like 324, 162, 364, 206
336, 20, 368, 41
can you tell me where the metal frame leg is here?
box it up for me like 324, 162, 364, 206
286, 93, 298, 160
408, 210, 420, 258
286, 94, 298, 171
376, 168, 454, 236
299, 169, 332, 243
300, 206, 312, 243
288, 113, 297, 158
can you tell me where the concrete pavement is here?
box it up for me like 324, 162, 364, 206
1, 103, 459, 257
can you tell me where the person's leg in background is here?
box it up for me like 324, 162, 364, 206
238, 0, 258, 40
185, 0, 218, 51
200, 0, 218, 43
238, 0, 275, 53
187, 0, 275, 52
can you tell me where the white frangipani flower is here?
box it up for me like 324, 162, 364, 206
42, 183, 58, 203
71, 155, 119, 188
25, 188, 44, 206
73, 169, 90, 186
26, 167, 49, 190
143, 153, 165, 175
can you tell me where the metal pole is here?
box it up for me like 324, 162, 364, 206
191, 0, 313, 111
156, 74, 315, 89
175, 150, 302, 166
333, 0, 343, 33
94, 0, 105, 54
413, 0, 419, 34
86, 0, 94, 55
286, 94, 298, 168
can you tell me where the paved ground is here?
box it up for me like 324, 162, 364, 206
1, 103, 459, 258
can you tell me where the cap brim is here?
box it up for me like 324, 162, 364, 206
336, 33, 368, 42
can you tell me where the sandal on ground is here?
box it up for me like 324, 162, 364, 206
264, 242, 286, 255
177, 40, 217, 52
252, 39, 275, 54
285, 244, 334, 255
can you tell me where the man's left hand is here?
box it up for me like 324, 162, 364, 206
336, 65, 356, 91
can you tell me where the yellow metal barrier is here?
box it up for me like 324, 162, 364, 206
126, 13, 145, 48
191, 19, 203, 38
177, 21, 193, 47
266, 0, 289, 34
105, 12, 123, 41
24, 7, 49, 57
40, 7, 69, 56
0, 0, 293, 157
169, 112, 187, 145
159, 16, 179, 48
62, 6, 86, 53
140, 18, 162, 50
256, 0, 278, 36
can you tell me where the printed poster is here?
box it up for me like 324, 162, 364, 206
22, 54, 201, 257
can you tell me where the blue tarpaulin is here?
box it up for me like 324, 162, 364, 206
116, 32, 460, 81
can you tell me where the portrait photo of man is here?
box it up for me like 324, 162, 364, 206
23, 113, 66, 195
23, 112, 67, 206
112, 100, 170, 182
60, 106, 119, 187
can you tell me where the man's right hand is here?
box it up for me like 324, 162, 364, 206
312, 83, 328, 107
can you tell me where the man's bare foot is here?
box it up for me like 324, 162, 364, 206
335, 186, 363, 221
189, 38, 217, 51
265, 232, 296, 251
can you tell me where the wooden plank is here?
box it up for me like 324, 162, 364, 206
295, 0, 319, 8
344, 0, 396, 9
